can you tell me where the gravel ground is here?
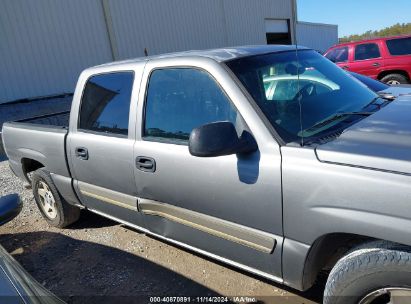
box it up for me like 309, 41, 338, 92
0, 161, 322, 304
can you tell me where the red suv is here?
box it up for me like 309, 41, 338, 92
324, 35, 411, 84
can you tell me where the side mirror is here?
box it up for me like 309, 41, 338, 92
189, 121, 258, 157
0, 194, 22, 226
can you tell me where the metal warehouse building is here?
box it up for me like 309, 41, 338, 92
0, 0, 338, 103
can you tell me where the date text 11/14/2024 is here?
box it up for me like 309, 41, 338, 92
149, 296, 257, 303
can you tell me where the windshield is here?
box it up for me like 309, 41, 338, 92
226, 50, 378, 143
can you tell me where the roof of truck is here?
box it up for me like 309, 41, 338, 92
96, 45, 309, 68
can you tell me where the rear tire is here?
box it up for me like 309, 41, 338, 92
32, 169, 80, 228
324, 241, 411, 304
380, 73, 409, 85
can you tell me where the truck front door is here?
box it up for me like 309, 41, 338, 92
133, 59, 283, 279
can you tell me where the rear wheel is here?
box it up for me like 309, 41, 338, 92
324, 241, 411, 304
32, 169, 80, 228
380, 73, 409, 85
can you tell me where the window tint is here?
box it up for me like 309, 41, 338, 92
386, 37, 411, 55
144, 68, 238, 142
226, 50, 377, 143
79, 72, 134, 136
354, 43, 380, 60
325, 47, 348, 63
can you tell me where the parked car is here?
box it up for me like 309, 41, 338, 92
3, 45, 411, 304
324, 35, 411, 84
349, 71, 411, 97
0, 194, 64, 303
349, 71, 390, 92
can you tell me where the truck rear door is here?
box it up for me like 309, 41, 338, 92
67, 66, 144, 225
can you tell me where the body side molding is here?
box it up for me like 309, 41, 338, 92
139, 199, 276, 253
78, 181, 137, 210
87, 207, 284, 284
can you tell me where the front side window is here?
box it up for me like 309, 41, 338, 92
79, 72, 134, 136
325, 46, 348, 63
226, 50, 377, 143
144, 68, 238, 143
386, 37, 411, 56
354, 43, 381, 60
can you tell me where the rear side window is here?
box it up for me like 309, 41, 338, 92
325, 46, 348, 63
79, 72, 134, 136
144, 68, 238, 143
386, 37, 411, 55
354, 43, 381, 60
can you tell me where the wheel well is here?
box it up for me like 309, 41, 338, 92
302, 233, 373, 290
377, 70, 410, 81
21, 158, 44, 183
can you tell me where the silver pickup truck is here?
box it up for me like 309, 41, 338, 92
3, 45, 411, 304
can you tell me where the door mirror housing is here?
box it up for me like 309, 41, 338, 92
189, 121, 258, 157
0, 194, 22, 226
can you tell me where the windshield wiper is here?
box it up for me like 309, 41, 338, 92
306, 111, 374, 132
364, 95, 395, 110
377, 92, 396, 101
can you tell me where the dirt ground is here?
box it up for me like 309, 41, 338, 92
0, 161, 323, 304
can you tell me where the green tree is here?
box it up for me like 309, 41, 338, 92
340, 22, 411, 43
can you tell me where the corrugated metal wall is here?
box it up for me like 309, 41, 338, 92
296, 22, 338, 53
99, 0, 294, 58
221, 0, 293, 46
0, 0, 113, 103
1, 0, 336, 103
106, 0, 228, 59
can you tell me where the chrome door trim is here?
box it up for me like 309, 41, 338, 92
87, 207, 284, 284
77, 181, 276, 253
139, 199, 276, 253
78, 181, 137, 210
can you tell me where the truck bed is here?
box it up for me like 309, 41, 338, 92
0, 111, 70, 162
2, 121, 71, 182
0, 94, 72, 161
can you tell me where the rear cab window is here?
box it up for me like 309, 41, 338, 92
354, 43, 381, 60
386, 37, 411, 56
325, 46, 349, 63
79, 72, 134, 136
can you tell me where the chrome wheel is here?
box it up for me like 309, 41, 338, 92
387, 80, 401, 85
37, 181, 58, 219
359, 288, 411, 304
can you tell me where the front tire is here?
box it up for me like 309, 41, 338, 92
380, 73, 409, 85
32, 169, 80, 228
324, 241, 411, 304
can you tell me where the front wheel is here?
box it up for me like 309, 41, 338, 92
324, 241, 411, 304
32, 169, 80, 228
380, 73, 409, 85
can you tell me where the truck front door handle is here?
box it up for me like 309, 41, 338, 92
75, 147, 89, 160
372, 62, 380, 67
136, 156, 156, 172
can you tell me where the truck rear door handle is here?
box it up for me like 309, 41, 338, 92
372, 62, 380, 67
75, 147, 88, 160
136, 156, 156, 172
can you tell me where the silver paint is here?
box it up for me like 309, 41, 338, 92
4, 46, 411, 293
